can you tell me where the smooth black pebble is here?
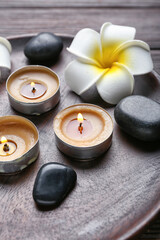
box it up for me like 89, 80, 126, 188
33, 162, 77, 207
24, 32, 63, 62
114, 95, 160, 141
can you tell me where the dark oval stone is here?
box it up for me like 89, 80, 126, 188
114, 95, 160, 141
33, 162, 77, 207
24, 32, 63, 62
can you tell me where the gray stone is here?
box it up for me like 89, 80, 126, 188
114, 95, 160, 141
24, 32, 63, 62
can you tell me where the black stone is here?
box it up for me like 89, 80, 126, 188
24, 32, 63, 62
33, 162, 77, 207
114, 95, 160, 141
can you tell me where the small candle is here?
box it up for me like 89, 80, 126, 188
0, 115, 39, 174
53, 104, 113, 160
20, 81, 47, 99
66, 113, 93, 138
6, 65, 60, 115
0, 136, 17, 156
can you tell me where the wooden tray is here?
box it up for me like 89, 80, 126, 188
0, 34, 160, 240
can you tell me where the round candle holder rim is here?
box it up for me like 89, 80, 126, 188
56, 132, 113, 150
0, 115, 39, 163
7, 91, 60, 106
53, 103, 114, 149
55, 103, 114, 120
0, 141, 39, 165
6, 65, 60, 104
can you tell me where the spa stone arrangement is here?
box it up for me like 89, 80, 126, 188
0, 23, 160, 208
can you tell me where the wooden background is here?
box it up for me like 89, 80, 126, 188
0, 1, 160, 239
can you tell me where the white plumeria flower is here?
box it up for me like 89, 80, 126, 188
65, 22, 153, 104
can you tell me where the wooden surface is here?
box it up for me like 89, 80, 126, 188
0, 34, 159, 240
0, 1, 160, 239
0, 0, 160, 8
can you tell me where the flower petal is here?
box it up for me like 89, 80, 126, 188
112, 40, 153, 75
100, 22, 136, 66
65, 60, 108, 95
67, 28, 102, 66
96, 62, 134, 104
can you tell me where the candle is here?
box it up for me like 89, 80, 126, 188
20, 81, 47, 99
53, 104, 113, 160
0, 115, 39, 174
66, 113, 93, 138
0, 136, 17, 156
6, 65, 60, 115
0, 37, 12, 83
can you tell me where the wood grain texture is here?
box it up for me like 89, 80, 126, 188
0, 35, 159, 240
0, 0, 160, 8
0, 8, 160, 49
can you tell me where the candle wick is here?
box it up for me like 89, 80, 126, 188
3, 143, 9, 152
32, 87, 36, 93
78, 122, 83, 134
